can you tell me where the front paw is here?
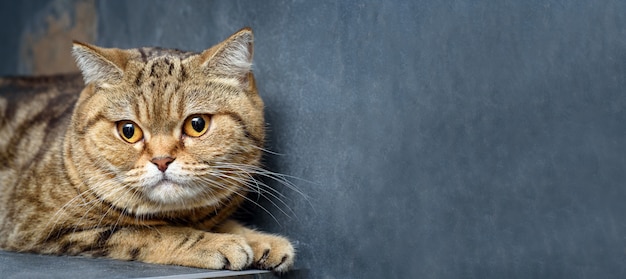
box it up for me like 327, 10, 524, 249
203, 234, 253, 270
246, 233, 295, 272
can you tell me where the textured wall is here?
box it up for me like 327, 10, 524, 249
0, 0, 96, 75
3, 1, 626, 278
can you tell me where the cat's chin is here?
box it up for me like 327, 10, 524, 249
143, 179, 204, 205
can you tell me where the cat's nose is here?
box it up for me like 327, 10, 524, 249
151, 157, 175, 172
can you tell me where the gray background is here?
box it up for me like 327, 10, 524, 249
2, 1, 626, 278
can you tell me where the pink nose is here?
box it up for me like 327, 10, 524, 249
151, 157, 175, 172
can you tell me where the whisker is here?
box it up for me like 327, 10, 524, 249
250, 144, 284, 156
197, 161, 312, 222
196, 176, 283, 225
209, 172, 296, 217
212, 162, 311, 200
44, 170, 121, 233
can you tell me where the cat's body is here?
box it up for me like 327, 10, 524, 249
0, 28, 294, 272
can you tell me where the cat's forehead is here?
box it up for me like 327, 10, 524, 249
125, 47, 195, 85
130, 47, 198, 62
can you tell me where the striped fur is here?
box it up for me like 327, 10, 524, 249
0, 28, 294, 272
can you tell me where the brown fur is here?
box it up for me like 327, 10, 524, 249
0, 28, 294, 272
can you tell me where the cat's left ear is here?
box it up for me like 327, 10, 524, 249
199, 27, 254, 86
72, 41, 128, 87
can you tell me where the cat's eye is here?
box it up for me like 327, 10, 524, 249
116, 120, 144, 143
183, 114, 211, 137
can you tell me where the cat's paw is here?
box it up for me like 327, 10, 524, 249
203, 234, 253, 270
246, 233, 295, 272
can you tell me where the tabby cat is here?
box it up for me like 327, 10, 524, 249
0, 27, 295, 272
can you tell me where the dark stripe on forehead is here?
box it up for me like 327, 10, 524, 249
148, 58, 179, 79
135, 69, 144, 86
150, 62, 159, 78
180, 65, 189, 82
138, 48, 148, 63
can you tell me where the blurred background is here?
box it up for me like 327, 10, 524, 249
1, 1, 626, 278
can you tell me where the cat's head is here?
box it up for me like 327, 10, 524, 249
67, 28, 265, 215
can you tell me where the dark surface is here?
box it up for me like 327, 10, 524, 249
0, 250, 276, 279
2, 0, 626, 278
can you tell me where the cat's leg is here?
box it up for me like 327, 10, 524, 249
215, 220, 295, 272
46, 226, 254, 270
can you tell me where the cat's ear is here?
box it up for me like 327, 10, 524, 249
72, 41, 128, 87
199, 27, 254, 85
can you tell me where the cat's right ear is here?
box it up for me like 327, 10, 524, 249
72, 41, 128, 87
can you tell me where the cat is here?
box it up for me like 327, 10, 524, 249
0, 27, 295, 272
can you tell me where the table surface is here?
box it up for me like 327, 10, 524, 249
0, 250, 278, 279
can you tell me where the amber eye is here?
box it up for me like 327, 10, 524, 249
116, 120, 144, 143
183, 114, 211, 137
